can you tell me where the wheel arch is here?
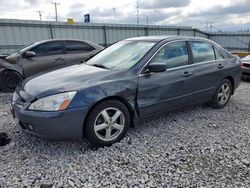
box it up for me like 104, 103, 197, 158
83, 96, 138, 135
224, 76, 235, 95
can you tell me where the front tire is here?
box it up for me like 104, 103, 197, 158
85, 100, 130, 147
210, 79, 232, 108
0, 71, 22, 92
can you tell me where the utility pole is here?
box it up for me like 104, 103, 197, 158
136, 0, 139, 25
51, 2, 60, 21
37, 11, 43, 21
112, 8, 116, 24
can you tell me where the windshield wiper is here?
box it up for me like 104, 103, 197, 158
91, 64, 110, 70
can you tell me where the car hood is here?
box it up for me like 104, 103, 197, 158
23, 64, 116, 98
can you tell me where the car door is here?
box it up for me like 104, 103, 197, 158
187, 41, 228, 101
21, 41, 65, 77
137, 41, 195, 119
63, 41, 97, 65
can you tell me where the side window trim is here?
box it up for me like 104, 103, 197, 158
140, 40, 191, 75
149, 41, 189, 69
29, 41, 64, 57
190, 41, 216, 64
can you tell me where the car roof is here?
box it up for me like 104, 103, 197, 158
32, 38, 104, 49
36, 38, 91, 44
125, 35, 211, 42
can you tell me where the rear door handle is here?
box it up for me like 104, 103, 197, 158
182, 71, 192, 77
217, 64, 225, 69
55, 57, 64, 61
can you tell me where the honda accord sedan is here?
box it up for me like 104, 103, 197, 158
12, 36, 241, 147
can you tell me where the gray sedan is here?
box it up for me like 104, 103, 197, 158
12, 36, 241, 147
0, 39, 104, 92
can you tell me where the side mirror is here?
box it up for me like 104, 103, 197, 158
24, 51, 36, 58
146, 63, 167, 73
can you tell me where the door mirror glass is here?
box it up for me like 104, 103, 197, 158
24, 51, 36, 58
147, 63, 167, 73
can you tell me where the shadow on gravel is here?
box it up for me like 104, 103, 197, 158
0, 132, 11, 146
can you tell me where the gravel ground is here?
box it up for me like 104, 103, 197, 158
0, 81, 250, 187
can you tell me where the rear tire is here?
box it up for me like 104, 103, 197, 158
0, 71, 22, 93
209, 79, 232, 108
85, 100, 130, 147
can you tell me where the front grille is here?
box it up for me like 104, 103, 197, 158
243, 63, 250, 68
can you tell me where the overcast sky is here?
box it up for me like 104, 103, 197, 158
1, 0, 250, 31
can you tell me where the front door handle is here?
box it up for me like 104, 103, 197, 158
182, 71, 192, 77
55, 57, 64, 61
217, 64, 225, 69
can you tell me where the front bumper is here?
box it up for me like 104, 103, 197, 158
12, 101, 88, 140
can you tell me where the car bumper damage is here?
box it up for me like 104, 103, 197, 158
12, 92, 87, 140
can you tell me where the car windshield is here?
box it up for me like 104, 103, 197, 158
86, 40, 156, 70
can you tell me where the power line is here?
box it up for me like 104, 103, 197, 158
51, 2, 60, 22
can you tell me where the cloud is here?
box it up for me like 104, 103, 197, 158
141, 0, 190, 9
66, 2, 85, 20
24, 0, 41, 6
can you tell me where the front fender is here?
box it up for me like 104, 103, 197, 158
70, 79, 138, 110
0, 60, 23, 76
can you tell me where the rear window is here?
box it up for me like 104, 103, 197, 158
65, 41, 94, 53
214, 48, 224, 60
191, 41, 215, 63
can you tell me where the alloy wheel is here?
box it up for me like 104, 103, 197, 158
217, 82, 230, 105
94, 107, 125, 142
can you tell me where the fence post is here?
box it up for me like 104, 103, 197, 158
248, 38, 250, 52
103, 25, 107, 47
145, 27, 149, 36
49, 24, 54, 39
177, 28, 180, 35
193, 29, 196, 37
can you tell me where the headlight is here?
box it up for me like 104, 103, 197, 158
28, 91, 77, 111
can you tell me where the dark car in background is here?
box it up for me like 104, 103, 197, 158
12, 36, 241, 147
241, 55, 250, 80
0, 39, 104, 92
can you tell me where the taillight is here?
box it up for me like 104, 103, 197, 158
240, 62, 244, 69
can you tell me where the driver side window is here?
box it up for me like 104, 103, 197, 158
150, 42, 189, 69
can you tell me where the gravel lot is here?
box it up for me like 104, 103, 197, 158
0, 81, 250, 187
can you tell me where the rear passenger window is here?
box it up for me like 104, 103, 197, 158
150, 42, 189, 69
214, 48, 224, 60
191, 42, 215, 63
65, 41, 94, 53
